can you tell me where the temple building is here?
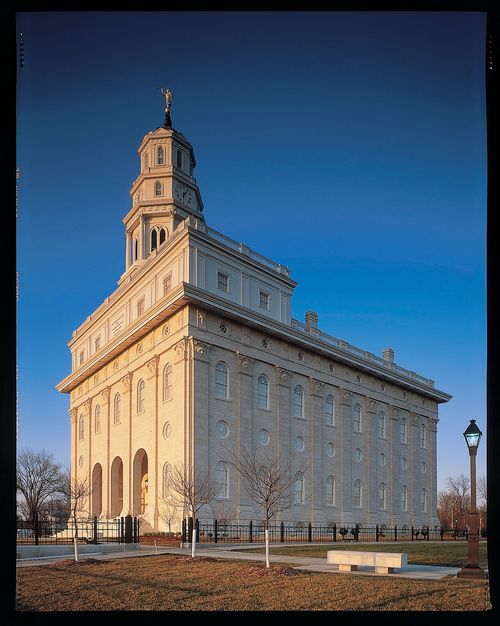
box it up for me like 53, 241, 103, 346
56, 92, 451, 531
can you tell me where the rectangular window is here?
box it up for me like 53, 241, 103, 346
217, 271, 229, 293
259, 291, 270, 310
137, 298, 145, 316
163, 273, 172, 295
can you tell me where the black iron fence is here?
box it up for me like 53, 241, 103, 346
16, 515, 140, 545
182, 520, 487, 544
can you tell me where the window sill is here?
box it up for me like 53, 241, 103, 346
215, 396, 232, 403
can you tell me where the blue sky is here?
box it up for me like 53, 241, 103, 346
16, 11, 487, 494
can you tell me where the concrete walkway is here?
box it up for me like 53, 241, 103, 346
16, 543, 467, 579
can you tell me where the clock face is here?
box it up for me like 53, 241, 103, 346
174, 182, 193, 206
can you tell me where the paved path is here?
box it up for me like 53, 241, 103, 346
16, 543, 465, 579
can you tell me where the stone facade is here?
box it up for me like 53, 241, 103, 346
57, 105, 451, 531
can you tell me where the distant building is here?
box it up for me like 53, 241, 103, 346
57, 97, 451, 531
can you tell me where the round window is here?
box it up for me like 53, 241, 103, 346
294, 436, 305, 452
216, 420, 229, 439
258, 429, 270, 446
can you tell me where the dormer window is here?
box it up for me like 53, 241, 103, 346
154, 181, 163, 196
157, 145, 165, 165
176, 149, 182, 169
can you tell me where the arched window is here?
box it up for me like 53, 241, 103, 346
162, 462, 171, 499
134, 238, 138, 261
215, 361, 228, 398
94, 404, 101, 434
163, 364, 172, 401
176, 149, 182, 168
420, 423, 427, 449
378, 483, 386, 509
293, 385, 304, 418
353, 403, 362, 433
113, 393, 121, 425
257, 374, 269, 409
326, 476, 336, 506
78, 415, 85, 441
215, 461, 229, 498
378, 411, 386, 438
294, 472, 305, 504
157, 145, 164, 165
154, 181, 163, 196
325, 394, 335, 426
159, 228, 166, 245
421, 488, 427, 512
137, 379, 145, 413
354, 479, 362, 508
143, 152, 149, 170
150, 228, 158, 251
400, 417, 408, 444
401, 485, 408, 512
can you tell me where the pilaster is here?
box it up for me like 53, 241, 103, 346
339, 389, 352, 525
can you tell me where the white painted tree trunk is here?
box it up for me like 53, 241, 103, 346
73, 536, 79, 562
191, 527, 197, 558
265, 529, 270, 568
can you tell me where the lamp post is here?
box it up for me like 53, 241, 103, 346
457, 419, 485, 579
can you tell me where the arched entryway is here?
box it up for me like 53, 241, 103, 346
91, 463, 102, 517
110, 456, 123, 517
133, 449, 148, 516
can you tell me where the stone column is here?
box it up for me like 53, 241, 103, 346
309, 378, 324, 523
367, 398, 378, 523
339, 389, 352, 525
146, 356, 160, 530
122, 372, 133, 515
101, 387, 111, 518
173, 338, 190, 469
235, 352, 255, 520
191, 338, 211, 504
275, 366, 291, 520
389, 406, 400, 525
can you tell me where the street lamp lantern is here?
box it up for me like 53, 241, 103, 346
463, 419, 482, 451
457, 419, 485, 579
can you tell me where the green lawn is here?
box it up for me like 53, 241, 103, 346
234, 541, 488, 568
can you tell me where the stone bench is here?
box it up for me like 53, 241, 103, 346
327, 550, 408, 574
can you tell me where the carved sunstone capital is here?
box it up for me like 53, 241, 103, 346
69, 408, 78, 423
309, 378, 324, 396
430, 418, 439, 432
192, 339, 211, 361
101, 387, 111, 404
146, 355, 160, 377
121, 372, 133, 392
340, 389, 352, 404
275, 366, 291, 386
390, 406, 399, 420
367, 397, 377, 411
83, 398, 92, 414
236, 351, 255, 373
173, 338, 187, 360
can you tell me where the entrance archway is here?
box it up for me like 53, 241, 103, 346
91, 463, 102, 517
133, 449, 148, 516
110, 456, 123, 517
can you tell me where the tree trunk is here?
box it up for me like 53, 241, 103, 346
265, 529, 270, 568
191, 526, 197, 558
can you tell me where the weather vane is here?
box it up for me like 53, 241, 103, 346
160, 88, 173, 128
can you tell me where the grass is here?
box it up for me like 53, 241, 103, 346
234, 541, 489, 568
16, 553, 491, 612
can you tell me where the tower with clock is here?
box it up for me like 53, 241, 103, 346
122, 94, 204, 279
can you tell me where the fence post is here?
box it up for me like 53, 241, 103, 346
308, 522, 312, 543
195, 519, 200, 543
120, 517, 124, 543
134, 517, 139, 543
214, 519, 218, 544
249, 520, 253, 543
440, 527, 444, 541
124, 515, 133, 543
376, 524, 379, 542
411, 526, 414, 541
426, 526, 430, 541
333, 523, 337, 542
188, 517, 193, 545
182, 519, 187, 543
34, 514, 39, 546
394, 525, 397, 542
280, 521, 285, 543
93, 515, 98, 544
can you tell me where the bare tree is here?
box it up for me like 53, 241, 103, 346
446, 473, 471, 520
167, 463, 221, 557
221, 444, 305, 568
16, 448, 63, 521
59, 470, 93, 562
157, 497, 180, 534
477, 475, 487, 507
